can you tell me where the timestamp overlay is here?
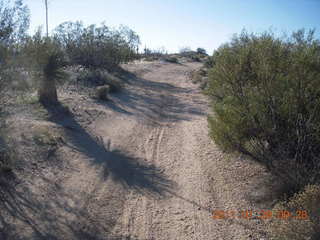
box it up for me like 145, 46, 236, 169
212, 209, 310, 220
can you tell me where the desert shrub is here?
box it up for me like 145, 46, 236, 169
191, 55, 201, 62
190, 69, 204, 83
0, 1, 29, 173
53, 22, 140, 70
102, 73, 123, 93
77, 69, 104, 86
142, 47, 167, 60
179, 47, 206, 62
197, 47, 207, 55
199, 77, 208, 90
190, 68, 208, 90
0, 126, 16, 173
204, 56, 214, 68
94, 85, 110, 100
268, 185, 320, 240
0, 0, 29, 95
165, 56, 179, 63
144, 56, 159, 61
32, 125, 63, 146
23, 30, 67, 104
207, 29, 320, 192
0, 134, 10, 172
77, 69, 123, 93
0, 148, 12, 173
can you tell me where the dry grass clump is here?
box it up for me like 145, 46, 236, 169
0, 145, 14, 173
164, 56, 179, 63
189, 68, 209, 89
268, 185, 320, 240
77, 69, 123, 93
94, 85, 110, 101
32, 125, 63, 146
0, 127, 17, 173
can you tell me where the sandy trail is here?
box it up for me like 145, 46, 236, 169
1, 61, 270, 239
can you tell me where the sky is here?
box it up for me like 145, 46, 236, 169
25, 0, 320, 54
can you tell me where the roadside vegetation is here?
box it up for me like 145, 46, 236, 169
0, 0, 30, 173
188, 48, 213, 90
206, 29, 320, 239
0, 0, 141, 175
141, 45, 208, 64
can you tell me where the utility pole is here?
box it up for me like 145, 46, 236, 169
45, 0, 48, 37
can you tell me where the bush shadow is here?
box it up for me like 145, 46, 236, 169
0, 101, 175, 239
0, 170, 141, 240
96, 69, 206, 124
45, 102, 175, 197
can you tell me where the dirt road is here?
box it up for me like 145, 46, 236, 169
1, 61, 270, 239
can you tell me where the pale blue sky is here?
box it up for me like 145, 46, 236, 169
25, 0, 320, 53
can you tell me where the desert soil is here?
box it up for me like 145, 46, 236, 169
0, 61, 273, 239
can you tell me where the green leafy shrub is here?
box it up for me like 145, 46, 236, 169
268, 185, 320, 240
207, 29, 320, 192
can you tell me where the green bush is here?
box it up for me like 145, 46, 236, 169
268, 185, 320, 240
53, 22, 140, 70
207, 29, 320, 192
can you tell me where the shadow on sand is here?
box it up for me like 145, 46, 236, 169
0, 102, 174, 239
46, 103, 174, 198
95, 70, 206, 124
0, 72, 208, 239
